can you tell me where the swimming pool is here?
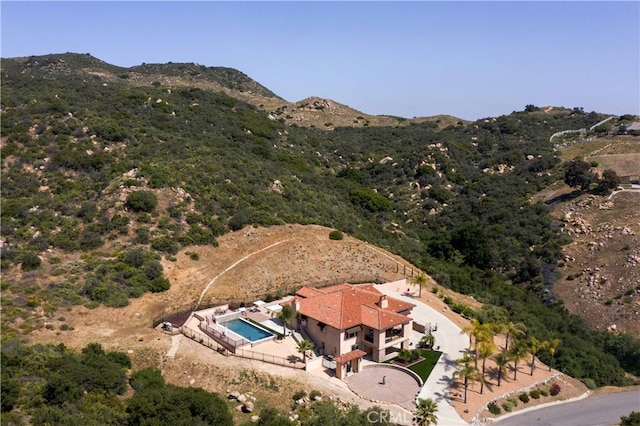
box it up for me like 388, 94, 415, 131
220, 318, 274, 343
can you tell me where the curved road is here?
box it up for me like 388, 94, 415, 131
494, 390, 640, 426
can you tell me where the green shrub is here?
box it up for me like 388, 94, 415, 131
518, 393, 530, 403
540, 388, 549, 396
530, 389, 541, 399
488, 402, 501, 415
581, 378, 597, 390
309, 390, 322, 400
508, 397, 519, 407
329, 230, 343, 240
502, 400, 514, 412
125, 191, 158, 213
21, 252, 42, 271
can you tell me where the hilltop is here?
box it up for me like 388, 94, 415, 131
1, 52, 466, 130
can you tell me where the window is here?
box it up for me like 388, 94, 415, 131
345, 331, 358, 340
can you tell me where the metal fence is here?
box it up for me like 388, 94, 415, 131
180, 325, 305, 369
181, 327, 223, 352
152, 273, 406, 328
235, 348, 305, 369
199, 322, 250, 351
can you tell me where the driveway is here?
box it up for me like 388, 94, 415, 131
378, 281, 470, 425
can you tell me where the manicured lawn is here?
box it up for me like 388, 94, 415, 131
406, 350, 441, 381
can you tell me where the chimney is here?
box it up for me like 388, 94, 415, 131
291, 297, 300, 312
378, 295, 389, 309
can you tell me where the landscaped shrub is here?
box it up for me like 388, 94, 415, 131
581, 378, 596, 390
502, 400, 514, 412
540, 388, 549, 396
508, 397, 519, 407
518, 393, 530, 403
488, 402, 501, 415
550, 383, 561, 396
530, 389, 541, 399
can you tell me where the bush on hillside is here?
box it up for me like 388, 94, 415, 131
125, 191, 158, 213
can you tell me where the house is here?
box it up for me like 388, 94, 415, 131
288, 283, 415, 379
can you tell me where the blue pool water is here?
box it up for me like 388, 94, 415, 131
221, 318, 274, 342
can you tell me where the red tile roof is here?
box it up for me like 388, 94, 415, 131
294, 284, 414, 331
333, 349, 367, 364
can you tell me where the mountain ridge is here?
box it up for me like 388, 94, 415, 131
1, 52, 470, 129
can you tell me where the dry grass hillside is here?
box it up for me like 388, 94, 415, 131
26, 224, 416, 356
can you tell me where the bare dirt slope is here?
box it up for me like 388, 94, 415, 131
28, 224, 413, 349
552, 191, 640, 336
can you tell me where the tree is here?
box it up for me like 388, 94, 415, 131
420, 334, 435, 349
278, 304, 293, 336
413, 272, 428, 298
493, 351, 510, 387
509, 342, 528, 380
461, 319, 493, 367
545, 338, 561, 372
126, 384, 232, 425
125, 190, 158, 213
454, 352, 481, 403
414, 398, 439, 426
477, 340, 496, 394
500, 322, 526, 352
564, 160, 595, 190
599, 169, 620, 192
620, 411, 640, 426
297, 339, 314, 363
527, 337, 544, 376
451, 224, 492, 269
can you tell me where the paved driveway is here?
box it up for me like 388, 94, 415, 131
378, 281, 469, 425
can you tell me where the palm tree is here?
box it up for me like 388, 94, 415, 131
527, 337, 544, 376
420, 334, 435, 350
500, 321, 526, 351
461, 319, 493, 367
492, 351, 510, 387
477, 340, 495, 394
508, 342, 527, 381
296, 339, 314, 363
545, 338, 561, 372
277, 304, 293, 336
454, 353, 481, 404
414, 397, 439, 426
413, 272, 428, 298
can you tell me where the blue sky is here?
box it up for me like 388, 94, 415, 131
2, 1, 638, 120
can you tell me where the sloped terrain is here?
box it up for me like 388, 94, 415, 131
552, 191, 640, 336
